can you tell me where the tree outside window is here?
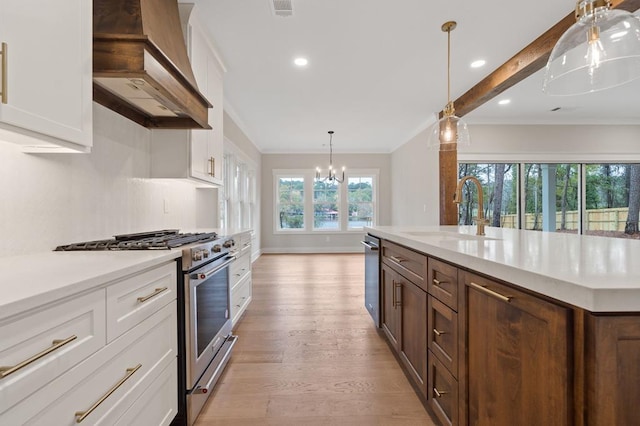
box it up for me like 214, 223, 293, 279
277, 177, 305, 229
457, 163, 517, 229
348, 176, 374, 229
313, 179, 339, 230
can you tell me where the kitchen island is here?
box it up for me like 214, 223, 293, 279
366, 225, 640, 426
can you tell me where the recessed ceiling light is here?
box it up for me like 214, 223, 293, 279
470, 59, 486, 68
294, 57, 308, 67
498, 99, 511, 105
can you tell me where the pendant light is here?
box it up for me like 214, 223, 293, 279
543, 0, 640, 95
427, 21, 470, 149
316, 131, 345, 183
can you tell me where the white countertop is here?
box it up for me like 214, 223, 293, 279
366, 225, 640, 312
0, 250, 181, 321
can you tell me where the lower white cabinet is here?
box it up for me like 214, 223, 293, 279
229, 231, 252, 328
0, 261, 178, 425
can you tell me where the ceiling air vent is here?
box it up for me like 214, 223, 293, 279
271, 0, 293, 17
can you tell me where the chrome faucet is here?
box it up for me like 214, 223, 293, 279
454, 176, 488, 236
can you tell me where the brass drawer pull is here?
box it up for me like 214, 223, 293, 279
389, 256, 405, 263
137, 287, 168, 303
0, 42, 6, 104
75, 364, 142, 423
433, 387, 448, 398
0, 335, 77, 378
394, 281, 402, 307
433, 278, 447, 286
469, 282, 512, 303
433, 328, 447, 336
208, 157, 215, 177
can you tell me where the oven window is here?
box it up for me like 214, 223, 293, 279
195, 266, 229, 357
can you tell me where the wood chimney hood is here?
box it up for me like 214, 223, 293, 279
93, 0, 212, 129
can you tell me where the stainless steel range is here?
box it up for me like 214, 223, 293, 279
55, 230, 238, 426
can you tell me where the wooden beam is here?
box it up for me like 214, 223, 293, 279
446, 0, 640, 118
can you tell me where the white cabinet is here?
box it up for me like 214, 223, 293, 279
150, 4, 225, 186
0, 261, 178, 425
0, 0, 92, 153
230, 231, 252, 327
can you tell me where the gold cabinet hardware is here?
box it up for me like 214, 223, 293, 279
75, 364, 141, 423
433, 278, 447, 286
136, 287, 168, 303
469, 282, 512, 303
1, 42, 7, 104
393, 281, 402, 307
433, 328, 447, 336
389, 255, 405, 264
433, 387, 448, 398
208, 157, 215, 177
0, 335, 77, 378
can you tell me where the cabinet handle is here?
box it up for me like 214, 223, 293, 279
469, 281, 512, 303
433, 387, 448, 398
389, 256, 405, 264
208, 157, 215, 177
0, 335, 77, 378
433, 278, 447, 286
75, 364, 142, 423
433, 328, 447, 336
136, 287, 168, 303
1, 42, 7, 104
394, 281, 402, 307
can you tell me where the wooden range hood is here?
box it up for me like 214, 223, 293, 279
93, 0, 211, 129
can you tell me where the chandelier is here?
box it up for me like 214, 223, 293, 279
316, 131, 344, 183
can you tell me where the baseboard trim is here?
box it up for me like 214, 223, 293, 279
261, 246, 363, 254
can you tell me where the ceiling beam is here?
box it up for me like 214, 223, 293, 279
445, 0, 640, 118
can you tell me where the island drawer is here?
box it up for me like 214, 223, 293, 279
0, 290, 106, 415
428, 258, 459, 311
381, 240, 428, 290
428, 296, 458, 378
428, 352, 459, 426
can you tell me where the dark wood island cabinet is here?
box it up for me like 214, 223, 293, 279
373, 233, 640, 426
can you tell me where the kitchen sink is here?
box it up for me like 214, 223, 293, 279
403, 231, 500, 241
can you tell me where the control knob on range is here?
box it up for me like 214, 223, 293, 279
192, 250, 203, 261
223, 239, 235, 248
212, 244, 222, 253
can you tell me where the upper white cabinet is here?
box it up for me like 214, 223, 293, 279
0, 0, 92, 153
151, 4, 225, 186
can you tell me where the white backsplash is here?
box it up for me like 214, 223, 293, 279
0, 103, 217, 257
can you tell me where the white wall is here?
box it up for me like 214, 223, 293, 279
0, 103, 217, 257
390, 124, 640, 227
390, 128, 440, 226
261, 153, 391, 253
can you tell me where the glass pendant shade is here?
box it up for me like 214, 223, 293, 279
543, 1, 640, 95
427, 113, 470, 148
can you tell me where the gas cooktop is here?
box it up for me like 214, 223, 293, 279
54, 230, 219, 251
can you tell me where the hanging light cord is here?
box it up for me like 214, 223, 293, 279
329, 131, 334, 168
447, 26, 451, 104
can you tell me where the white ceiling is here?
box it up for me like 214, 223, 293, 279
190, 0, 640, 153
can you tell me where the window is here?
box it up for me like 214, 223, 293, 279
222, 146, 258, 232
523, 163, 578, 233
276, 176, 305, 230
274, 169, 378, 233
347, 176, 374, 229
460, 161, 640, 239
457, 163, 518, 228
313, 179, 339, 230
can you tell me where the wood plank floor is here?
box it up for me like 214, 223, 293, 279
195, 253, 436, 426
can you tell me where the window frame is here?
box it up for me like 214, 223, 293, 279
273, 168, 379, 234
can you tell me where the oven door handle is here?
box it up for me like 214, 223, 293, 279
195, 257, 235, 280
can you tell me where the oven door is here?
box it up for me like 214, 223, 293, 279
185, 255, 234, 390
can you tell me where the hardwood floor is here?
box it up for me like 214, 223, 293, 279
195, 253, 435, 426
